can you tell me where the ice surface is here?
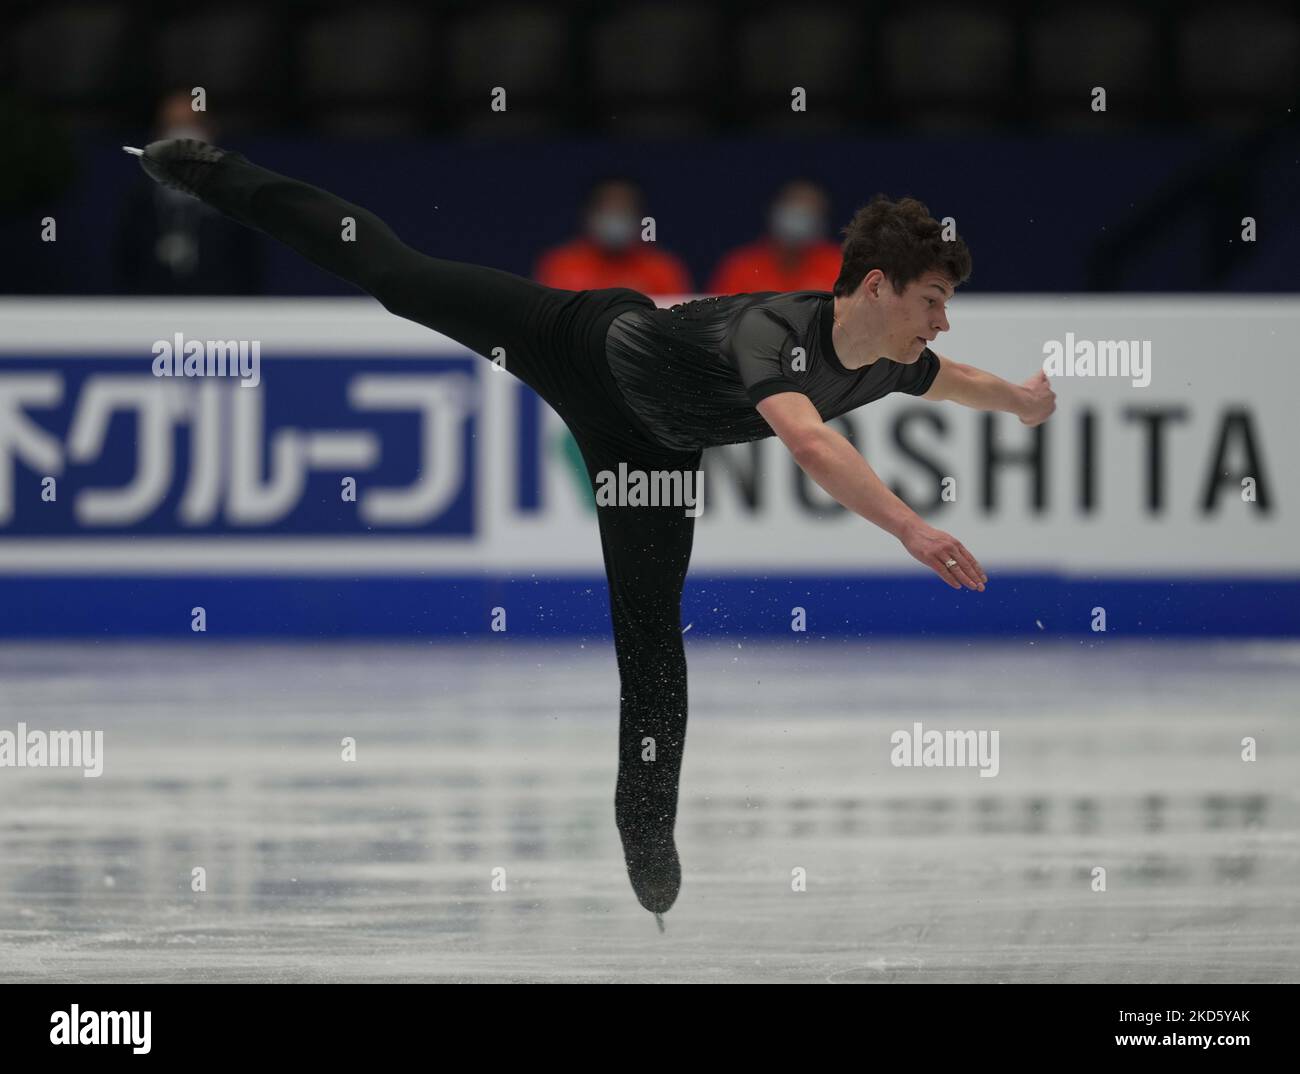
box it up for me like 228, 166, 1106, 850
0, 639, 1296, 982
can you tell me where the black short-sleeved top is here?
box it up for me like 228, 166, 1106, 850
603, 290, 940, 452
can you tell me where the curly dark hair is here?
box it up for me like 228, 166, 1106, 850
832, 194, 972, 297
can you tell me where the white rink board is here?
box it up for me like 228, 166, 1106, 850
0, 296, 1295, 576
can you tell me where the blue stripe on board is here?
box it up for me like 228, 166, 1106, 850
1, 575, 1297, 637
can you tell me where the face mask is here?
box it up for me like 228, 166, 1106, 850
771, 204, 823, 246
590, 210, 638, 251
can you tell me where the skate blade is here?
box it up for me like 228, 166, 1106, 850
654, 912, 665, 933
121, 146, 144, 156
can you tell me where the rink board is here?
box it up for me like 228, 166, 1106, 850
1, 296, 1296, 636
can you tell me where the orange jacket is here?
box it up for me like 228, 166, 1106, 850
535, 238, 693, 294
707, 238, 842, 295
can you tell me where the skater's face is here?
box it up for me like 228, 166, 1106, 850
861, 269, 953, 363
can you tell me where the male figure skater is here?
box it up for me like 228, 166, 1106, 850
129, 141, 1056, 922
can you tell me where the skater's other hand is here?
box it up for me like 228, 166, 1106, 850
901, 522, 986, 591
1018, 369, 1056, 427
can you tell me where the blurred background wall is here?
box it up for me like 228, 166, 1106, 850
2, 0, 1297, 295
1, 0, 1297, 639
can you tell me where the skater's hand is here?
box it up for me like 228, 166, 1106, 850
1017, 369, 1056, 427
901, 521, 986, 591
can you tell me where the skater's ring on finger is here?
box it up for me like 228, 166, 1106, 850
944, 558, 958, 568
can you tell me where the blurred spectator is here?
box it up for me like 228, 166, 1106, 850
534, 178, 691, 293
708, 179, 842, 294
111, 90, 262, 294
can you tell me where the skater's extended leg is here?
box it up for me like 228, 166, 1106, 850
132, 139, 650, 411
574, 434, 703, 914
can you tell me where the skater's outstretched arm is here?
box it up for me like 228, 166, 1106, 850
758, 390, 988, 592
921, 352, 1057, 427
129, 140, 452, 329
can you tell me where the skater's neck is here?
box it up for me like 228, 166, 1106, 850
829, 292, 886, 371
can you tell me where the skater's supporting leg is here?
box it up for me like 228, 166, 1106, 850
135, 140, 692, 913
575, 435, 703, 913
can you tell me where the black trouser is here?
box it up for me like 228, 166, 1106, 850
376, 270, 702, 908
202, 155, 699, 908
